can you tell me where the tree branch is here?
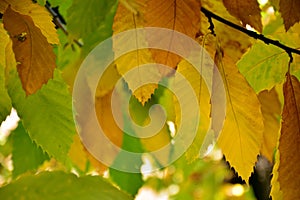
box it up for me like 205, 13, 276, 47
200, 7, 300, 62
45, 2, 83, 47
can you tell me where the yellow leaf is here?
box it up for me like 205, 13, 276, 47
215, 49, 264, 181
0, 24, 9, 67
270, 150, 283, 200
0, 0, 58, 44
258, 88, 281, 162
113, 2, 160, 105
175, 59, 211, 161
68, 135, 89, 172
145, 0, 201, 73
95, 63, 122, 98
277, 73, 300, 199
279, 0, 300, 31
222, 0, 262, 32
69, 135, 107, 174
3, 6, 56, 95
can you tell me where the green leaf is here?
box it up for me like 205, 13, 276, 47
237, 41, 289, 93
66, 0, 117, 55
0, 171, 133, 200
7, 69, 75, 163
11, 121, 49, 178
82, 1, 118, 56
54, 29, 81, 70
47, 0, 72, 18
36, 0, 46, 6
109, 166, 144, 196
109, 82, 144, 195
109, 128, 144, 196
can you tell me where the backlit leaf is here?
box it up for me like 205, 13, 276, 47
3, 6, 56, 95
0, 0, 58, 44
11, 122, 49, 178
0, 171, 132, 200
0, 24, 12, 123
237, 41, 289, 93
68, 135, 90, 173
215, 49, 264, 181
145, 0, 201, 71
113, 2, 160, 104
279, 0, 300, 31
128, 86, 172, 166
7, 69, 75, 163
258, 88, 281, 162
223, 0, 262, 32
175, 60, 211, 161
278, 73, 300, 199
95, 90, 124, 164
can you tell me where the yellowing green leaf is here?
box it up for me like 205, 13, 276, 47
279, 0, 300, 31
237, 41, 289, 93
113, 2, 160, 104
223, 0, 262, 32
3, 6, 56, 95
0, 0, 58, 44
258, 88, 281, 162
0, 24, 12, 123
145, 0, 201, 71
278, 73, 300, 199
216, 50, 264, 181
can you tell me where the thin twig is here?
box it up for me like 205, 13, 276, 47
45, 2, 83, 47
200, 7, 300, 60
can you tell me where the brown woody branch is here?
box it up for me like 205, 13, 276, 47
200, 7, 300, 62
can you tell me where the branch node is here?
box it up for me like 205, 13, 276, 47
287, 51, 293, 63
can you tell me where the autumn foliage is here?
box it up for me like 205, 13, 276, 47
0, 0, 300, 199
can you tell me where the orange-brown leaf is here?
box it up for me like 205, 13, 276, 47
279, 0, 300, 31
3, 6, 56, 95
258, 88, 281, 162
0, 0, 59, 44
95, 90, 124, 151
278, 73, 300, 199
145, 0, 201, 72
223, 0, 262, 32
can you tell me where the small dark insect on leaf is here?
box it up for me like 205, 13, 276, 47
14, 32, 27, 42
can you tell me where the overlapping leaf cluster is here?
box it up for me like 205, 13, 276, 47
0, 0, 299, 199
